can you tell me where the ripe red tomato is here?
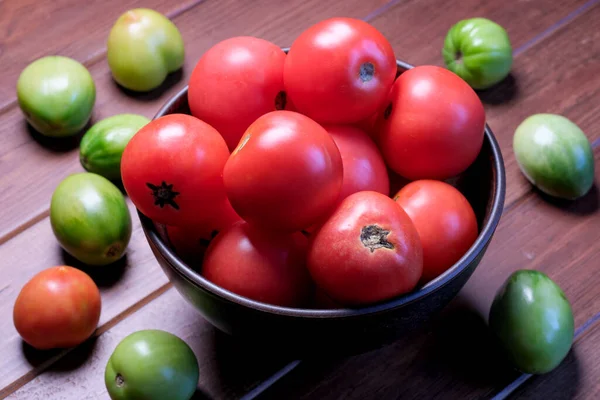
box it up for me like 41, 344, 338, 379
375, 65, 485, 180
188, 36, 291, 151
223, 110, 343, 232
13, 266, 101, 350
166, 198, 242, 265
393, 180, 478, 283
307, 191, 423, 305
201, 221, 313, 307
121, 114, 230, 227
284, 17, 396, 124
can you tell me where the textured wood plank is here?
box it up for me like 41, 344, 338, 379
0, 199, 170, 396
0, 0, 388, 244
512, 318, 600, 400
259, 146, 600, 400
369, 0, 600, 207
7, 288, 290, 400
0, 0, 205, 111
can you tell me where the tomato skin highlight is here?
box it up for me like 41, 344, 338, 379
307, 191, 423, 306
13, 266, 101, 350
188, 36, 289, 151
376, 65, 486, 180
223, 110, 343, 232
284, 17, 396, 124
201, 221, 313, 307
121, 114, 230, 227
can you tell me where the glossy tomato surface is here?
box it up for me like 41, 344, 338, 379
307, 191, 423, 306
201, 221, 313, 307
376, 65, 486, 180
393, 180, 478, 283
284, 17, 396, 124
13, 266, 101, 350
121, 114, 230, 227
188, 36, 290, 150
223, 110, 343, 232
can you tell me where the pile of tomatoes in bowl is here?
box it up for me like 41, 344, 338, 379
121, 17, 487, 310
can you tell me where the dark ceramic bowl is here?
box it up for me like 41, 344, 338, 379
138, 58, 506, 356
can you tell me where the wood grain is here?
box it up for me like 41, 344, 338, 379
367, 0, 600, 207
0, 0, 388, 244
512, 318, 600, 400
7, 288, 292, 400
259, 146, 600, 400
0, 199, 170, 396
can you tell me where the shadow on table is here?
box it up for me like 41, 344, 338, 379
536, 182, 599, 216
477, 73, 519, 105
21, 336, 98, 372
60, 249, 128, 288
25, 118, 92, 153
115, 69, 184, 102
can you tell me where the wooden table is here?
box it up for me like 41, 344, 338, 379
2, 0, 600, 398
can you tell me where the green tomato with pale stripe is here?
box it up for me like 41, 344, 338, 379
50, 173, 132, 266
443, 18, 513, 90
513, 113, 594, 200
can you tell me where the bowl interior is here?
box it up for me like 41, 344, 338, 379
138, 59, 506, 319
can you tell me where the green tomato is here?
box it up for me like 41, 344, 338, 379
107, 8, 185, 92
80, 114, 150, 181
50, 172, 132, 266
442, 17, 513, 90
489, 270, 574, 374
105, 330, 199, 400
513, 113, 594, 200
16, 56, 96, 137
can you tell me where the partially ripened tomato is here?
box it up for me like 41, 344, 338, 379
188, 36, 290, 150
376, 65, 486, 180
307, 191, 423, 305
394, 180, 478, 283
13, 266, 101, 350
202, 221, 313, 307
223, 110, 343, 232
121, 114, 230, 227
284, 17, 397, 124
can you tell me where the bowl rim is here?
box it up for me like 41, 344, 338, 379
138, 58, 506, 319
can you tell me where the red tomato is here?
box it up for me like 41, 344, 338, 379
223, 110, 343, 232
13, 266, 101, 350
121, 114, 230, 227
201, 221, 313, 307
166, 198, 242, 265
284, 17, 396, 124
188, 36, 291, 150
306, 124, 389, 233
307, 191, 423, 305
375, 65, 485, 180
393, 180, 478, 283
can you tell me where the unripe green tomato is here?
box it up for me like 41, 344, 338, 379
16, 56, 96, 137
513, 113, 594, 200
80, 114, 150, 181
489, 270, 574, 374
443, 18, 513, 90
107, 8, 185, 92
50, 173, 132, 266
105, 330, 199, 400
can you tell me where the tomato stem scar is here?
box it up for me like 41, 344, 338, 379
359, 62, 375, 82
116, 373, 125, 387
360, 224, 394, 252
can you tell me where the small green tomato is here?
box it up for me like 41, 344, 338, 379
443, 17, 513, 90
489, 270, 574, 374
107, 8, 185, 92
17, 56, 96, 137
105, 330, 199, 400
513, 113, 594, 200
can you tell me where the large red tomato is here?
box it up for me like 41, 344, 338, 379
121, 114, 230, 227
13, 266, 101, 350
188, 36, 291, 151
393, 180, 478, 283
201, 221, 313, 307
223, 110, 343, 232
375, 65, 486, 180
284, 17, 397, 124
166, 198, 242, 266
307, 191, 423, 306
